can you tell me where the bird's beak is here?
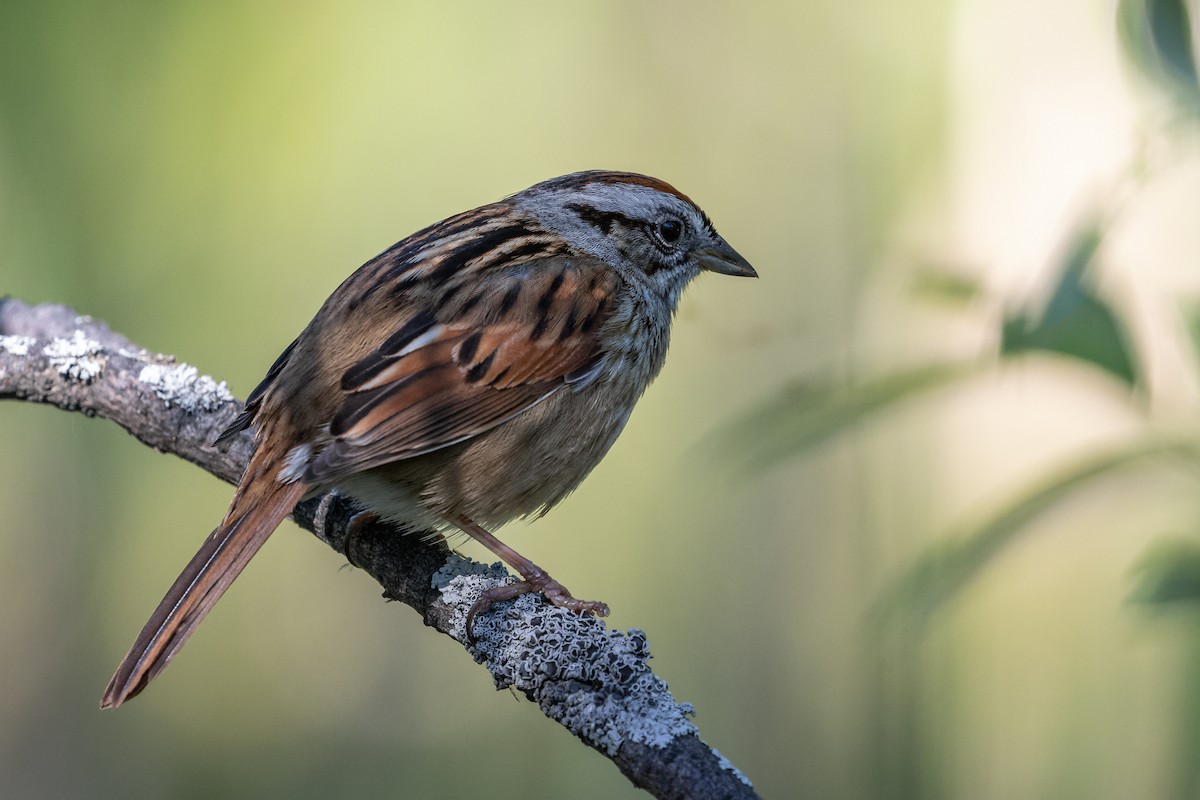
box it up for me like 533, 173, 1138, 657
696, 240, 757, 278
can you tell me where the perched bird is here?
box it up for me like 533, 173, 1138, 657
102, 170, 756, 708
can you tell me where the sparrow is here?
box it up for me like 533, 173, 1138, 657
102, 170, 755, 708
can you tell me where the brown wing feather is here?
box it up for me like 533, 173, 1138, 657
304, 259, 617, 483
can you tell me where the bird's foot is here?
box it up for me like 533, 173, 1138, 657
342, 510, 379, 568
466, 570, 609, 643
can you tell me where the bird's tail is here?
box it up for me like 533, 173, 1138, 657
101, 446, 309, 709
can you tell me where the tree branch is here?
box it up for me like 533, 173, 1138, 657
0, 297, 756, 800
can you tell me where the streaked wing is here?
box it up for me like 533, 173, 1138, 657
304, 257, 618, 482
215, 335, 300, 445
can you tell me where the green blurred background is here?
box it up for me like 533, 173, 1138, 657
4, 0, 1200, 797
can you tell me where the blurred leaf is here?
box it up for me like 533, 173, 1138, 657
1001, 222, 1139, 387
711, 362, 980, 471
909, 267, 984, 308
875, 439, 1200, 630
1118, 0, 1200, 111
1184, 301, 1200, 361
1131, 537, 1200, 606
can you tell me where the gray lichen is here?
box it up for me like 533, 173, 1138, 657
43, 331, 104, 383
0, 334, 35, 356
138, 362, 234, 413
435, 555, 699, 757
713, 746, 754, 787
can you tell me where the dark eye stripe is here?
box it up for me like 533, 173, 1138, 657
565, 202, 639, 235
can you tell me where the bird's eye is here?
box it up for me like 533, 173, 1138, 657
657, 218, 683, 244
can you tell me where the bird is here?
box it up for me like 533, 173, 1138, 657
101, 170, 756, 709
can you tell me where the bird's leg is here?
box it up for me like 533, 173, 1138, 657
450, 514, 609, 638
342, 509, 380, 569
312, 490, 378, 568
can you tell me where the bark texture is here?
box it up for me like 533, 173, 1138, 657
0, 297, 756, 800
